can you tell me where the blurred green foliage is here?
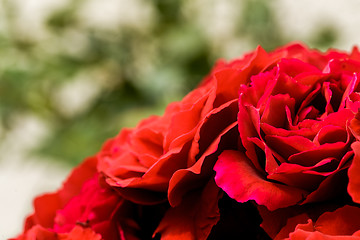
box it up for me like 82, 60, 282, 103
0, 0, 339, 165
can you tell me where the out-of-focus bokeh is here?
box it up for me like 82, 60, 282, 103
1, 0, 360, 238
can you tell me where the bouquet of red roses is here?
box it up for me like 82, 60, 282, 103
13, 43, 360, 240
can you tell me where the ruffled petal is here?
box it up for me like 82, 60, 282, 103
214, 150, 307, 210
155, 179, 221, 240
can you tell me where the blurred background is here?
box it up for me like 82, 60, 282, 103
1, 0, 360, 238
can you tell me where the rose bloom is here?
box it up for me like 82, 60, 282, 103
13, 157, 167, 240
14, 43, 360, 239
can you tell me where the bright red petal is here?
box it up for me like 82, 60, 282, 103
214, 150, 307, 211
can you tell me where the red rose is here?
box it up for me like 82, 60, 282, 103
97, 44, 297, 239
15, 43, 360, 239
213, 43, 360, 237
14, 157, 123, 240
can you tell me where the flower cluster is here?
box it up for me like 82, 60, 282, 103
14, 43, 360, 239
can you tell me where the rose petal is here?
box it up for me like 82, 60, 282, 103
313, 125, 347, 145
288, 141, 348, 167
238, 98, 264, 171
164, 92, 209, 151
61, 226, 102, 240
14, 225, 102, 240
315, 205, 360, 235
277, 58, 321, 78
26, 157, 98, 230
258, 205, 306, 239
265, 135, 316, 161
168, 122, 238, 207
214, 150, 307, 211
348, 141, 360, 203
261, 94, 295, 128
189, 99, 238, 165
274, 213, 310, 240
154, 179, 221, 240
288, 206, 360, 239
349, 112, 360, 141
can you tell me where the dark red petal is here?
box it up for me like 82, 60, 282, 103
214, 150, 307, 211
288, 141, 348, 167
261, 94, 295, 129
348, 142, 360, 203
265, 135, 316, 161
168, 122, 238, 207
154, 179, 221, 240
189, 99, 238, 165
238, 98, 264, 171
313, 125, 347, 145
350, 113, 360, 141
302, 168, 348, 204
274, 214, 310, 240
258, 205, 306, 239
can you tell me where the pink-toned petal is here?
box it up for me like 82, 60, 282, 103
348, 141, 360, 203
214, 150, 307, 211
